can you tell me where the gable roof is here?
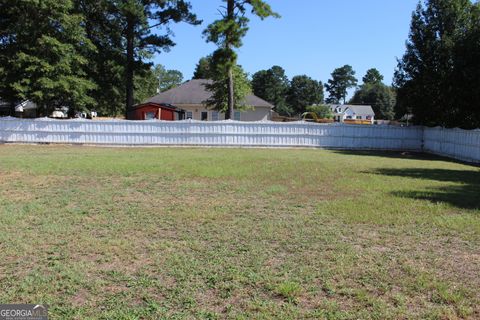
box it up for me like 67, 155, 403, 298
344, 105, 375, 116
328, 104, 375, 116
144, 79, 274, 109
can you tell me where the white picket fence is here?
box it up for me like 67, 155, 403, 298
0, 117, 479, 163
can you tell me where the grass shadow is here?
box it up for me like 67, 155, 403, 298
372, 168, 480, 210
331, 150, 463, 164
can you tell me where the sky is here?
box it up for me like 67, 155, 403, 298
152, 0, 419, 88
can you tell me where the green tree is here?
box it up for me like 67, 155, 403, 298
192, 56, 214, 79
75, 0, 126, 116
0, 0, 96, 115
362, 68, 384, 85
251, 66, 292, 116
203, 0, 279, 119
394, 0, 479, 128
153, 65, 183, 92
351, 69, 395, 120
287, 75, 324, 115
204, 62, 252, 114
306, 105, 333, 119
134, 67, 158, 105
325, 65, 358, 104
118, 0, 198, 114
350, 84, 396, 120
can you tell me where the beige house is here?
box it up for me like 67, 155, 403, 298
143, 79, 274, 121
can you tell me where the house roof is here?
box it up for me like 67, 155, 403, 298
144, 79, 274, 109
15, 100, 38, 112
328, 104, 375, 116
328, 104, 345, 113
345, 105, 375, 116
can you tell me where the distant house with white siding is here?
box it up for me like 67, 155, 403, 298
329, 104, 375, 124
0, 99, 38, 118
141, 79, 274, 121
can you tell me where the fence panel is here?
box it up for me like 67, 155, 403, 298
2, 118, 480, 163
423, 127, 480, 163
0, 118, 424, 151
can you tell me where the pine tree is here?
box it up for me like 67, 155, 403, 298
118, 0, 199, 115
325, 65, 358, 104
362, 68, 384, 85
287, 75, 324, 115
204, 61, 252, 114
0, 0, 96, 115
193, 56, 214, 80
203, 0, 279, 119
251, 66, 291, 115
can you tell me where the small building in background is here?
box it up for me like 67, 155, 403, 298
329, 104, 375, 124
127, 102, 185, 121
14, 100, 38, 118
1, 99, 38, 118
142, 79, 274, 121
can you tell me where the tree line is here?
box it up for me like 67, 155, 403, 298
247, 64, 395, 120
0, 0, 277, 118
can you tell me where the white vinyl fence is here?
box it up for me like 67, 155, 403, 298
0, 117, 422, 150
0, 117, 479, 163
423, 127, 480, 163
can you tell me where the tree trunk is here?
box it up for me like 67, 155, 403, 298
227, 67, 234, 119
125, 15, 135, 117
225, 0, 235, 120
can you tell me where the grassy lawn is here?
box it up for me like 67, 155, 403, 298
0, 145, 479, 319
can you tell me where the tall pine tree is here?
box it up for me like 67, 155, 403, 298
325, 65, 358, 104
117, 1, 199, 115
203, 0, 279, 119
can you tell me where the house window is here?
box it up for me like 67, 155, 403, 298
211, 111, 219, 121
234, 111, 241, 121
186, 111, 193, 119
356, 116, 362, 120
201, 111, 208, 121
346, 116, 352, 119
145, 111, 156, 120
366, 115, 372, 120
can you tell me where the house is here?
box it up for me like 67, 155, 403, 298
140, 79, 274, 121
329, 104, 375, 124
14, 100, 38, 118
127, 103, 185, 121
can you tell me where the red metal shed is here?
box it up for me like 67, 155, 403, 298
127, 102, 184, 121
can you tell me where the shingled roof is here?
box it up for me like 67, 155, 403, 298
144, 79, 274, 108
344, 105, 375, 116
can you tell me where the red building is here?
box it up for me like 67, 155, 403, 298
127, 102, 185, 121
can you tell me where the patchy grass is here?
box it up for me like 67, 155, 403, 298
0, 145, 479, 319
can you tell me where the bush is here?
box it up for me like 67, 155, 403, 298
306, 104, 333, 119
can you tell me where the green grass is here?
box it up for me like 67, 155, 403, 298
0, 145, 479, 319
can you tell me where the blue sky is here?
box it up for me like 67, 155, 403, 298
153, 0, 419, 87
